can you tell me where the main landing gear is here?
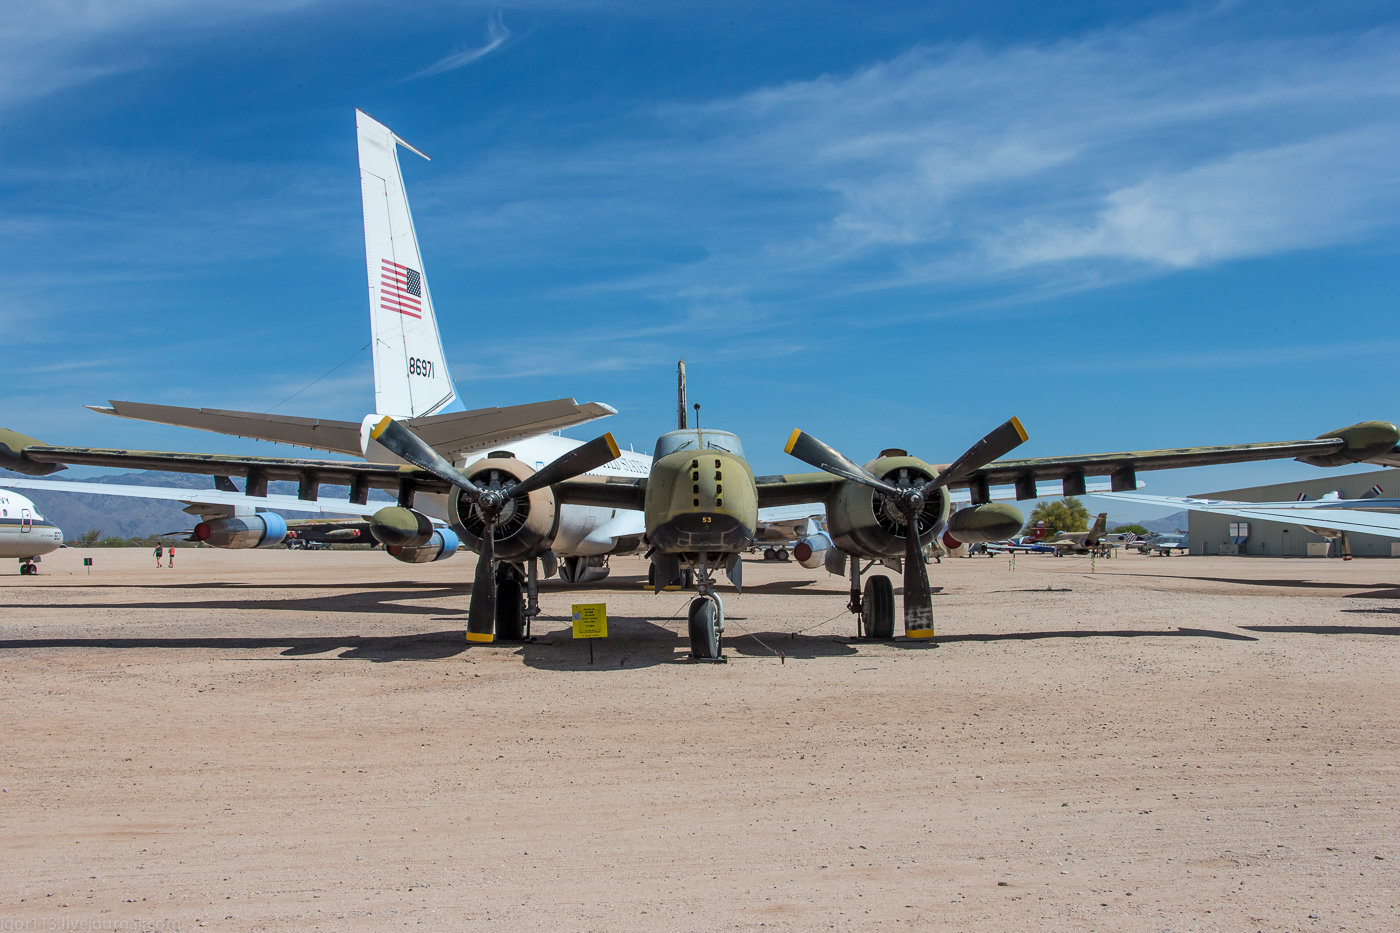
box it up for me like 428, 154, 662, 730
762, 546, 790, 562
686, 552, 726, 662
848, 557, 894, 639
18, 559, 38, 576
494, 561, 537, 641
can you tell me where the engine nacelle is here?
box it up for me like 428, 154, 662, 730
369, 506, 434, 548
559, 555, 610, 583
945, 502, 1024, 545
387, 529, 460, 563
793, 532, 831, 569
824, 453, 951, 560
448, 454, 561, 563
1297, 421, 1400, 467
194, 513, 288, 549
0, 428, 64, 476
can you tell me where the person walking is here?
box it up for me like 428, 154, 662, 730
154, 544, 163, 568
167, 545, 174, 569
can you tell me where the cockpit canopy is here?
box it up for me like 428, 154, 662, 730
653, 429, 746, 462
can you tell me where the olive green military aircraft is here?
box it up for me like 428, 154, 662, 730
3, 416, 1397, 661
1041, 512, 1111, 555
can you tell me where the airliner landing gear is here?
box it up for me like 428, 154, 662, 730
495, 563, 527, 641
686, 552, 726, 662
19, 559, 38, 576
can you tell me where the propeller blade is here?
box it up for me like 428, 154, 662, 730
509, 432, 621, 498
784, 430, 901, 497
465, 520, 496, 642
929, 417, 1029, 489
369, 416, 480, 500
902, 506, 935, 639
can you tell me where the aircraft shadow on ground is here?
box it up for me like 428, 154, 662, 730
511, 615, 861, 670
935, 627, 1258, 644
18, 580, 473, 593
1117, 573, 1400, 598
0, 631, 469, 662
2, 589, 470, 617
1242, 621, 1400, 636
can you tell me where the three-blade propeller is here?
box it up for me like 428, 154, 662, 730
371, 416, 621, 640
784, 418, 1027, 636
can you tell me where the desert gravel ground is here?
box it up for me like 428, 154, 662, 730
1, 546, 1397, 932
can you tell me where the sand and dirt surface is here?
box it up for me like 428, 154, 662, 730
1, 546, 1397, 931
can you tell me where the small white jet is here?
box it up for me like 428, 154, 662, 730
0, 490, 64, 574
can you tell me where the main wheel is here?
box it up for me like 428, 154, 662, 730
688, 597, 722, 659
862, 575, 895, 639
778, 547, 790, 562
763, 547, 776, 561
495, 577, 526, 640
682, 569, 694, 589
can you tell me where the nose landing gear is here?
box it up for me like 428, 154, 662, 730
686, 552, 727, 662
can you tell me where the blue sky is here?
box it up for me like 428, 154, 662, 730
3, 0, 1398, 519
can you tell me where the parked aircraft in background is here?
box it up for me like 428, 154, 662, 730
0, 490, 64, 574
1099, 489, 1400, 558
1042, 513, 1111, 555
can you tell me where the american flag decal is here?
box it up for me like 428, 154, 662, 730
380, 259, 423, 319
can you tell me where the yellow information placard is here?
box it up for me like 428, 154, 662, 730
571, 603, 608, 639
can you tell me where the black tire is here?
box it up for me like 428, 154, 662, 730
495, 577, 526, 641
778, 547, 790, 562
647, 563, 656, 587
682, 569, 694, 589
863, 575, 895, 639
688, 597, 721, 659
763, 547, 775, 561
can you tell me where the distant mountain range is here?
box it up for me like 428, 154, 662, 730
2, 469, 392, 539
1137, 511, 1190, 534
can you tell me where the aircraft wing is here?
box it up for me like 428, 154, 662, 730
5, 443, 455, 497
87, 397, 617, 458
1096, 491, 1400, 538
965, 438, 1347, 493
0, 476, 392, 518
754, 472, 1132, 509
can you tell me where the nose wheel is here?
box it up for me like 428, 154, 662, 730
685, 552, 727, 662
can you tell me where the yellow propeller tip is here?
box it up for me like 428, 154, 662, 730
369, 415, 393, 440
784, 429, 803, 455
603, 432, 621, 460
1009, 416, 1028, 442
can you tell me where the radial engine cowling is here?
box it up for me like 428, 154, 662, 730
369, 506, 434, 548
387, 529, 460, 563
194, 513, 288, 549
824, 453, 951, 559
793, 532, 832, 570
945, 502, 1025, 545
448, 454, 561, 563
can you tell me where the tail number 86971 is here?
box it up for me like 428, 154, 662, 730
408, 357, 435, 378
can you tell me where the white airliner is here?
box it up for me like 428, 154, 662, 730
0, 490, 64, 574
2, 112, 653, 580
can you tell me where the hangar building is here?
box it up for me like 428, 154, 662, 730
1189, 468, 1400, 557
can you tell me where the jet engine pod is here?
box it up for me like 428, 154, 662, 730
448, 455, 561, 563
793, 532, 831, 569
369, 506, 434, 548
387, 528, 460, 564
194, 513, 288, 549
946, 502, 1025, 545
824, 453, 951, 559
1297, 421, 1400, 467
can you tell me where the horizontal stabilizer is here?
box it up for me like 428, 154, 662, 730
89, 401, 364, 455
89, 397, 617, 459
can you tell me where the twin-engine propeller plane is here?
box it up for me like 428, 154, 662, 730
3, 417, 1398, 657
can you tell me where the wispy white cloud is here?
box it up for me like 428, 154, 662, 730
0, 0, 314, 110
435, 10, 1400, 313
409, 12, 511, 80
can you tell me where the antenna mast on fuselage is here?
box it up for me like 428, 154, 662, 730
677, 360, 688, 430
